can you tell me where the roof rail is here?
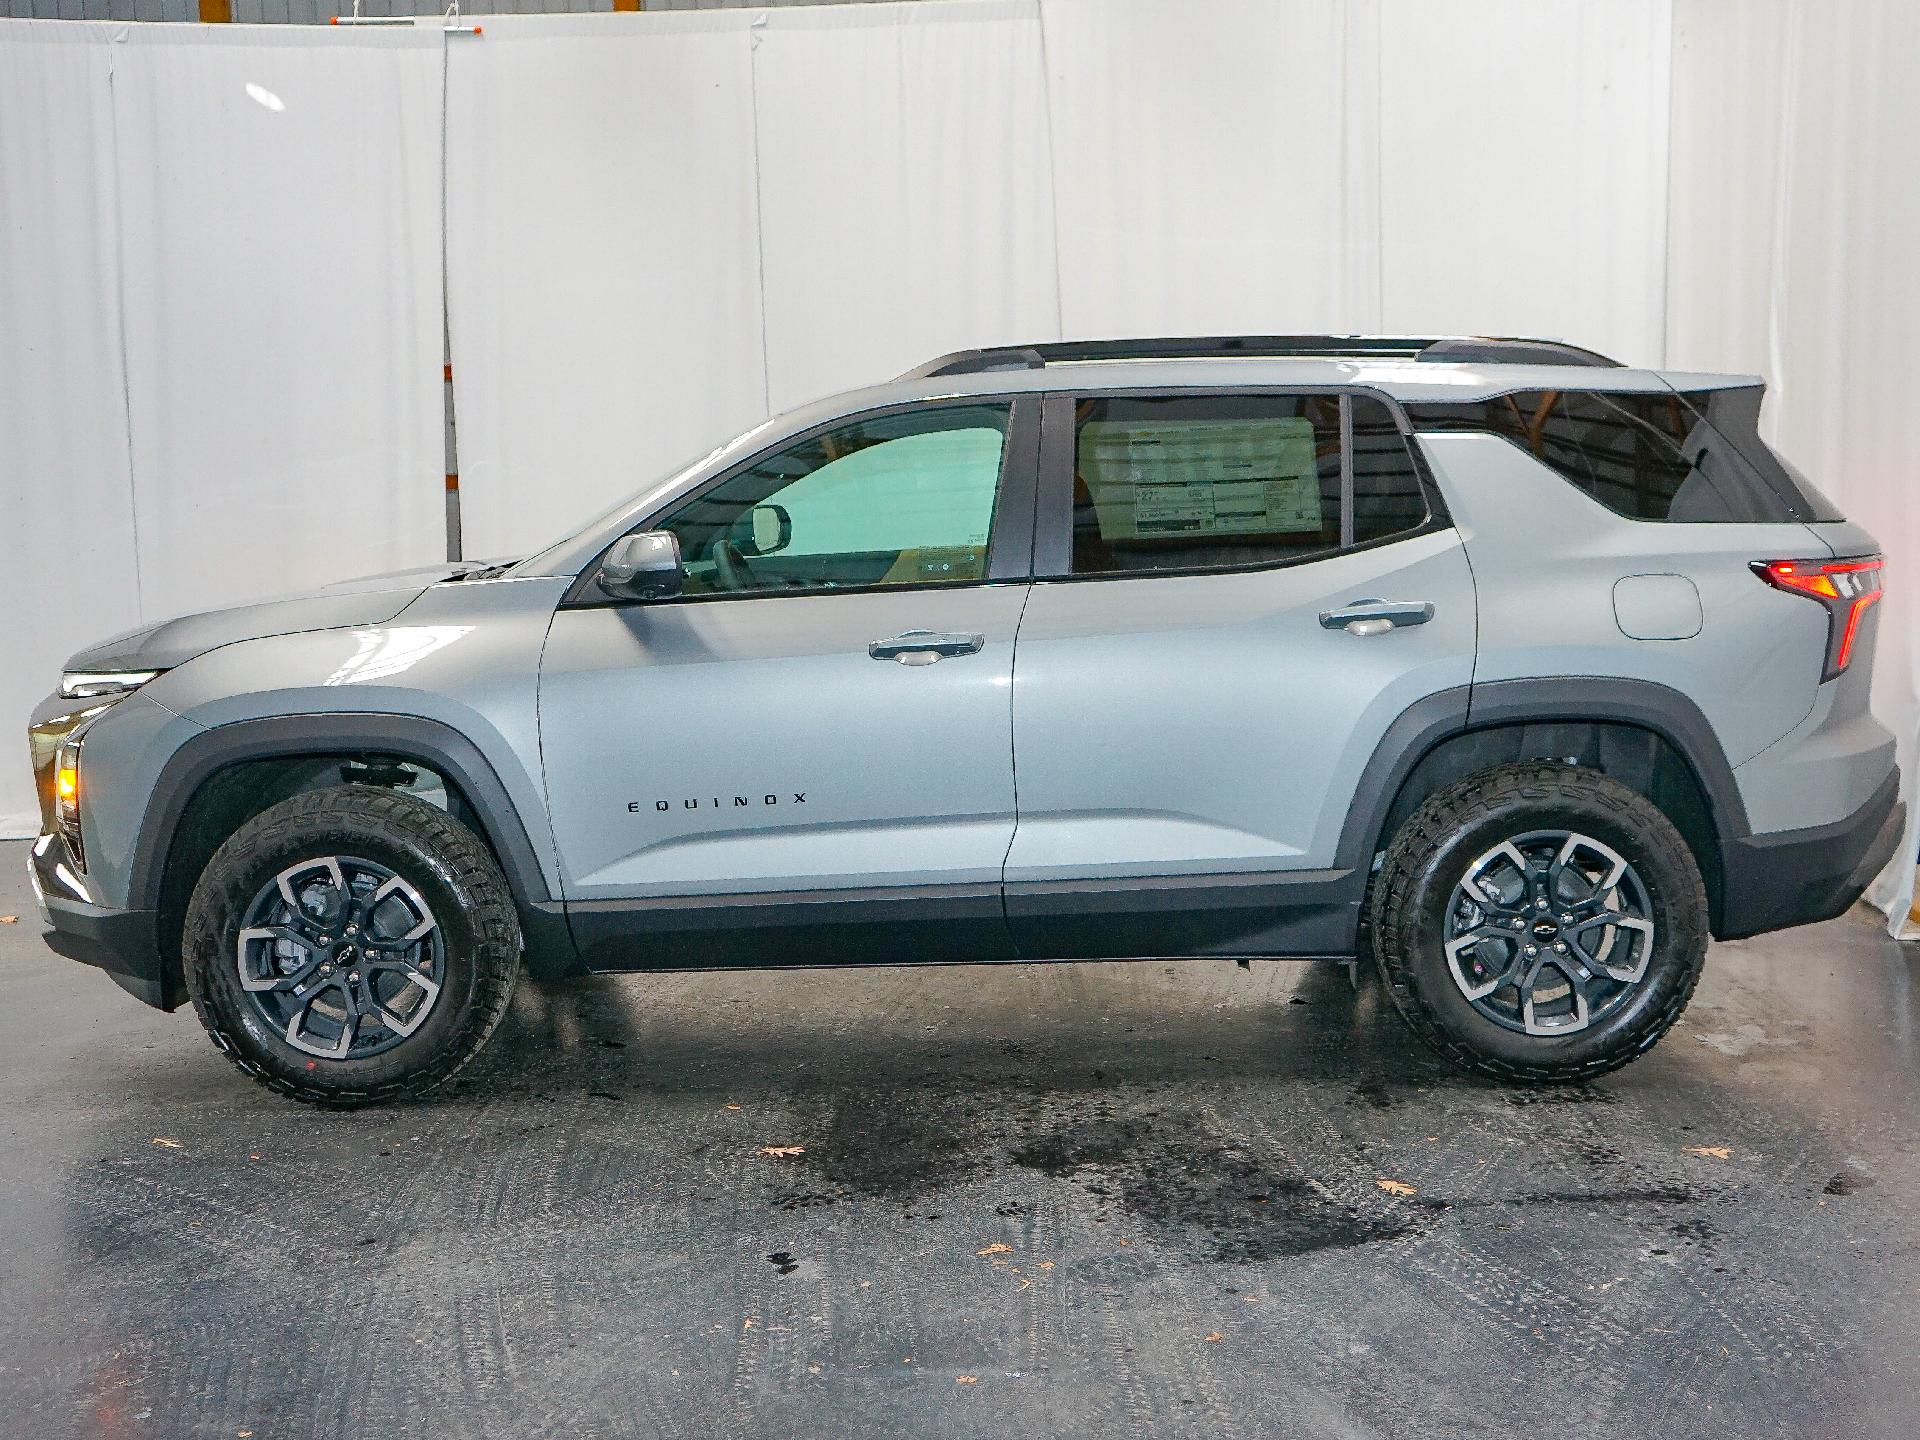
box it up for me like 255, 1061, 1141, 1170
1415, 337, 1622, 367
899, 334, 1621, 379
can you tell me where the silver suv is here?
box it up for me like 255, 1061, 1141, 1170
27, 336, 1903, 1104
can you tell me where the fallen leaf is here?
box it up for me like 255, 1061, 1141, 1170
150, 1137, 185, 1150
724, 1103, 741, 1111
1204, 1332, 1224, 1343
955, 1375, 979, 1385
976, 1243, 1013, 1256
757, 1145, 805, 1158
742, 1318, 756, 1330
1376, 1178, 1417, 1196
1684, 1145, 1732, 1159
1037, 1260, 1055, 1270
0, 915, 18, 924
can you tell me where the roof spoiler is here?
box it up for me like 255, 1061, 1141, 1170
899, 335, 1622, 380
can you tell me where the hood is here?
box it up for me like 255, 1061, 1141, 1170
65, 561, 491, 674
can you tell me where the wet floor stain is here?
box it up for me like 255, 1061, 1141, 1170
1824, 1168, 1875, 1196
1006, 1104, 1416, 1261
795, 1077, 988, 1200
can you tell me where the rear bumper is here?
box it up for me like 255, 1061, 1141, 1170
27, 834, 178, 1011
1716, 767, 1905, 940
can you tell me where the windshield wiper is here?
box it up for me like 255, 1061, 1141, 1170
452, 559, 519, 582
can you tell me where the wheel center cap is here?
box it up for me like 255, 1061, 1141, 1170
333, 943, 359, 964
1530, 919, 1560, 939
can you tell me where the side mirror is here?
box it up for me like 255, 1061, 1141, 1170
735, 503, 792, 557
596, 531, 685, 601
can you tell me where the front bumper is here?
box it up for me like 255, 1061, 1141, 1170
28, 833, 177, 1011
1717, 767, 1906, 940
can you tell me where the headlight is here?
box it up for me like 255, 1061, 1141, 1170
30, 671, 161, 868
60, 669, 161, 699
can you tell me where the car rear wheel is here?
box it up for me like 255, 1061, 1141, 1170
184, 785, 520, 1106
1369, 762, 1708, 1083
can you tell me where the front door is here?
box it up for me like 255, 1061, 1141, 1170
540, 397, 1037, 967
1004, 389, 1478, 959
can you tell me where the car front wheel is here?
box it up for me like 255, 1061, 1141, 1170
183, 785, 521, 1106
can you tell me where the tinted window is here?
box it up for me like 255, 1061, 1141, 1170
1404, 389, 1812, 522
1070, 394, 1343, 575
1351, 394, 1431, 543
1067, 393, 1431, 576
659, 404, 1008, 596
1676, 386, 1844, 522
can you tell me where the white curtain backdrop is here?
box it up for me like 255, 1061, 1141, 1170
1668, 0, 1920, 933
2, 0, 1914, 926
109, 25, 448, 621
0, 24, 139, 836
0, 21, 446, 833
1041, 0, 1375, 338
1375, 0, 1671, 366
751, 0, 1059, 414
442, 13, 767, 562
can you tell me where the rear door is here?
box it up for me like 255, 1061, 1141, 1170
539, 397, 1038, 966
1004, 389, 1477, 959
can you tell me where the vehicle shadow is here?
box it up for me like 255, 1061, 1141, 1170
467, 952, 1416, 1105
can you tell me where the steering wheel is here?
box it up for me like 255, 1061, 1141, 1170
712, 539, 757, 592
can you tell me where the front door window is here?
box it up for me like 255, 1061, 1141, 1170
657, 403, 1012, 597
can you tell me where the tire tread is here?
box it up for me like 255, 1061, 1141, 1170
1368, 761, 1707, 1084
183, 786, 520, 1107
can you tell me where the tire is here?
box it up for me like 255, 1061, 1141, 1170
1369, 762, 1707, 1083
184, 785, 521, 1106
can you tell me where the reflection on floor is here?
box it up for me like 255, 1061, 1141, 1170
2, 839, 1916, 1439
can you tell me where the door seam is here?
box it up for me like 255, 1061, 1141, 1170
999, 583, 1036, 947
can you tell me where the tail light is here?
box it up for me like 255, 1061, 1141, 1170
1753, 556, 1884, 681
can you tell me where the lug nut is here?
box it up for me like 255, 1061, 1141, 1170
349, 972, 360, 983
1553, 942, 1567, 954
1524, 944, 1538, 957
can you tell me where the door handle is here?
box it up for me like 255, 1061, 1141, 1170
1318, 598, 1435, 636
868, 630, 986, 665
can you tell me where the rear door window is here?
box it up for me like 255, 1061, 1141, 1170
1064, 392, 1431, 577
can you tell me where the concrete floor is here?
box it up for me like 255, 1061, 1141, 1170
2, 839, 1918, 1439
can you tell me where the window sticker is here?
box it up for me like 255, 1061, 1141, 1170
1079, 417, 1323, 539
